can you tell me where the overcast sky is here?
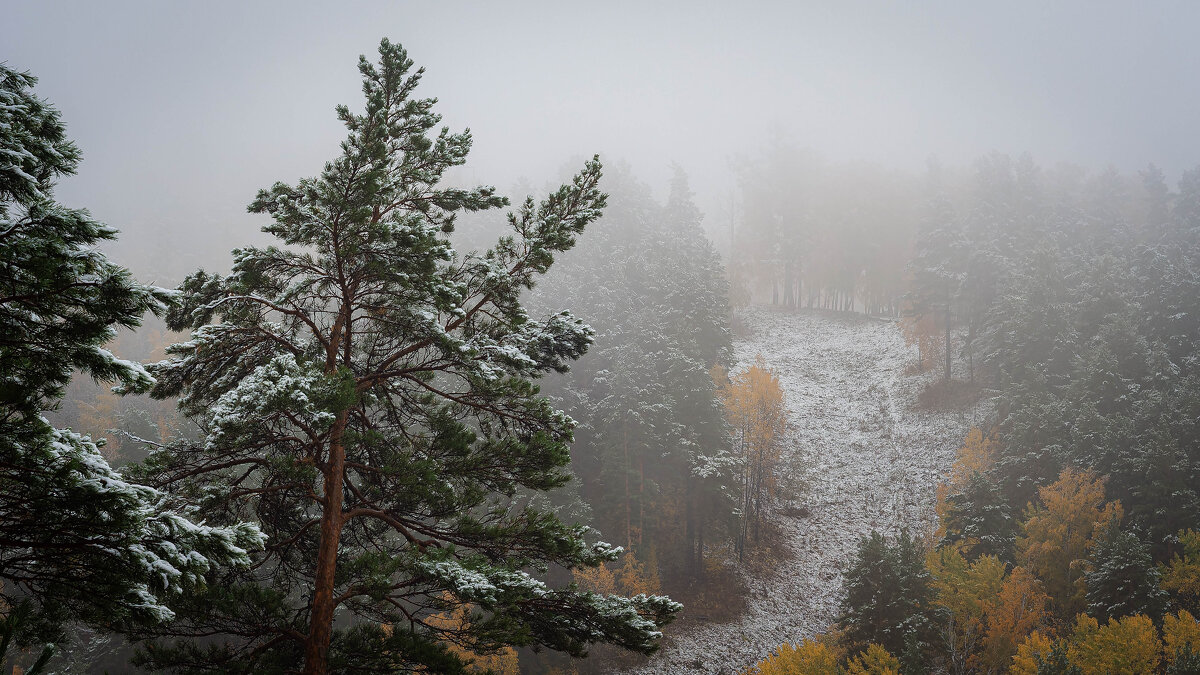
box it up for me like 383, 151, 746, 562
5, 1, 1200, 276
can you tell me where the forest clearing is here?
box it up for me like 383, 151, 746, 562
636, 307, 986, 674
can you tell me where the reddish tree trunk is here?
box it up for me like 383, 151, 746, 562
302, 414, 347, 675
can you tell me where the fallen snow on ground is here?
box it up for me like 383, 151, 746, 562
632, 306, 991, 674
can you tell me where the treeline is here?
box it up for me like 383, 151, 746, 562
750, 156, 1200, 673
731, 143, 923, 316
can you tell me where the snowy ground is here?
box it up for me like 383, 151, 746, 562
630, 306, 990, 674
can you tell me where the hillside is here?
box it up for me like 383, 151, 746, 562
633, 306, 989, 674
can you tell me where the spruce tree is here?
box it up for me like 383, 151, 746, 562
940, 471, 1017, 563
838, 530, 935, 667
1084, 528, 1168, 622
135, 40, 679, 673
0, 65, 262, 655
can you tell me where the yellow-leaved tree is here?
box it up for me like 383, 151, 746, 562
844, 643, 902, 674
745, 639, 838, 675
1010, 630, 1056, 675
980, 565, 1049, 671
716, 356, 787, 560
1164, 610, 1200, 667
1163, 529, 1200, 614
933, 426, 999, 548
1016, 468, 1122, 620
927, 548, 1004, 672
1066, 614, 1160, 675
900, 311, 945, 374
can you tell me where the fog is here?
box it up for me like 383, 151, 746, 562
5, 0, 1200, 278
11, 4, 1200, 672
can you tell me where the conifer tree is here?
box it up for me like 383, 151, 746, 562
1084, 528, 1168, 622
0, 65, 262, 655
939, 471, 1017, 563
532, 165, 733, 582
907, 194, 965, 381
839, 531, 935, 668
135, 40, 679, 673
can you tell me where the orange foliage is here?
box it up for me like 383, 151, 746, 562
424, 597, 520, 674
572, 560, 617, 596
1016, 468, 1122, 620
982, 566, 1049, 670
928, 548, 1004, 671
616, 550, 661, 596
934, 426, 1000, 550
950, 427, 999, 485
900, 311, 945, 373
573, 550, 660, 597
1163, 529, 1200, 611
1010, 630, 1056, 675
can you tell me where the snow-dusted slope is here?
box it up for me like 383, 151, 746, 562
632, 306, 989, 674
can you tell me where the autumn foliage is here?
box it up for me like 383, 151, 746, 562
715, 356, 787, 559
1017, 468, 1123, 621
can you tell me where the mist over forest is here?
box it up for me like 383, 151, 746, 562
4, 3, 1200, 674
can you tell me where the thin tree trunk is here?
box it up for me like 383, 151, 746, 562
684, 474, 695, 576
637, 453, 644, 547
944, 299, 952, 381
624, 427, 631, 550
967, 317, 975, 382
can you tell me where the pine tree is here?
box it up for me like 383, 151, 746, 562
0, 64, 262, 656
1084, 528, 1168, 622
839, 531, 935, 668
939, 471, 1017, 563
133, 40, 679, 673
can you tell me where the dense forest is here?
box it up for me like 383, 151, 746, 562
5, 8, 1200, 675
745, 158, 1200, 672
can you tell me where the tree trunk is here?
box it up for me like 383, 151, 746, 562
684, 474, 695, 576
624, 428, 631, 550
783, 263, 794, 308
637, 453, 644, 547
302, 414, 348, 675
966, 317, 975, 382
944, 300, 952, 381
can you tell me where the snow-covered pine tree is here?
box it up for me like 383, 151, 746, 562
939, 471, 1017, 564
1084, 528, 1168, 622
837, 530, 936, 671
136, 40, 679, 673
0, 64, 263, 657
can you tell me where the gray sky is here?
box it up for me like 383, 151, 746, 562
5, 1, 1200, 276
